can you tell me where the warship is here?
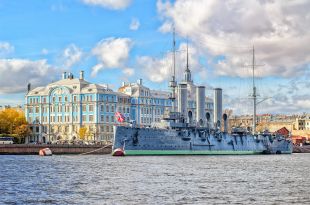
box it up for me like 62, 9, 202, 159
112, 33, 292, 156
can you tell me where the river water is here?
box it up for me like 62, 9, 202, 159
1, 154, 309, 205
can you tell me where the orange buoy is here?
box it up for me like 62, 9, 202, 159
39, 148, 52, 156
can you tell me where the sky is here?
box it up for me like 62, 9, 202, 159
0, 0, 309, 115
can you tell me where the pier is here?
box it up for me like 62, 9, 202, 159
0, 144, 112, 155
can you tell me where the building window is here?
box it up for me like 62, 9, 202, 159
106, 105, 109, 112
89, 115, 94, 122
58, 96, 62, 102
82, 115, 86, 121
82, 105, 86, 112
100, 115, 104, 122
100, 104, 104, 112
64, 96, 68, 102
73, 96, 77, 102
89, 105, 94, 112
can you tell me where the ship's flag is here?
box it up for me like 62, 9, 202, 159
115, 112, 125, 123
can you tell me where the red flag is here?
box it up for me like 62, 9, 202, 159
115, 112, 125, 123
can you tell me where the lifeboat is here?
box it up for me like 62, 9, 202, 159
112, 148, 125, 156
39, 148, 53, 156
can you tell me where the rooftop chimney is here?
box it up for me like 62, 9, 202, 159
68, 72, 74, 79
79, 70, 84, 80
62, 72, 67, 80
137, 79, 143, 85
27, 83, 31, 93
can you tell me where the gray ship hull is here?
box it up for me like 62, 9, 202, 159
112, 126, 292, 156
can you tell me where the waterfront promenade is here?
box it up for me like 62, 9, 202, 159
0, 144, 112, 155
1, 144, 309, 154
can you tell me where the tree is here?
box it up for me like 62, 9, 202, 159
79, 127, 87, 140
0, 109, 27, 134
0, 108, 29, 143
14, 124, 31, 143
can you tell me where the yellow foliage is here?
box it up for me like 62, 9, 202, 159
79, 127, 87, 140
0, 109, 28, 135
14, 124, 31, 139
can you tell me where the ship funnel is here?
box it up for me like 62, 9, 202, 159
178, 83, 188, 121
214, 88, 222, 129
223, 113, 228, 133
196, 86, 205, 126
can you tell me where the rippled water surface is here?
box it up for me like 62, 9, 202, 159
1, 154, 310, 205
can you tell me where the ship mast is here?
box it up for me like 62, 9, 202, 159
169, 27, 177, 112
246, 46, 266, 135
252, 46, 257, 135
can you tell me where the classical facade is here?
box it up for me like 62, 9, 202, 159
25, 71, 119, 143
118, 79, 173, 126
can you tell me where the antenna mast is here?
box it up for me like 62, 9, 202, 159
252, 46, 257, 135
245, 46, 266, 135
169, 27, 177, 112
186, 39, 189, 70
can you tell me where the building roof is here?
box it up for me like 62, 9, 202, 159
275, 127, 290, 136
26, 77, 115, 96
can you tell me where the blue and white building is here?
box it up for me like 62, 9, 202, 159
118, 79, 173, 126
25, 71, 120, 143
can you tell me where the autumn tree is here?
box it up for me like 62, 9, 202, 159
79, 127, 87, 141
14, 124, 31, 143
0, 108, 30, 143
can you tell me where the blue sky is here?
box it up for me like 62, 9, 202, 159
0, 0, 309, 114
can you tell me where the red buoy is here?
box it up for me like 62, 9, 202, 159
112, 148, 125, 156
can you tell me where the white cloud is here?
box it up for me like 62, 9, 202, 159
62, 44, 83, 68
137, 43, 201, 83
157, 0, 310, 78
91, 37, 133, 76
0, 59, 60, 94
129, 18, 140, 30
0, 42, 14, 57
123, 67, 134, 76
82, 0, 131, 10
